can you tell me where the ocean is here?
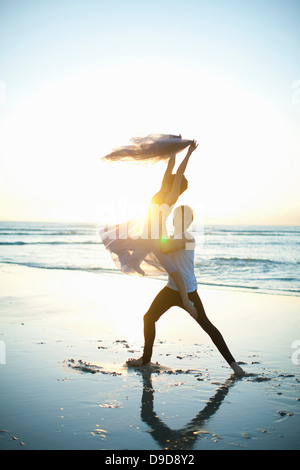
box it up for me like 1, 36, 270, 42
0, 221, 299, 297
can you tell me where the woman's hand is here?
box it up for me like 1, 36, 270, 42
188, 140, 198, 155
184, 299, 198, 320
169, 271, 197, 321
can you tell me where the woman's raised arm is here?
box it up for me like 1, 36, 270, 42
165, 141, 198, 205
160, 155, 176, 192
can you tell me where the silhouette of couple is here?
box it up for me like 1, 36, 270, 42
100, 135, 244, 377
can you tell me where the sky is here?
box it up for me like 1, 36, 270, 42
0, 0, 299, 225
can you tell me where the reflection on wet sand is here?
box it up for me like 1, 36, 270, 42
65, 358, 241, 450
140, 369, 238, 450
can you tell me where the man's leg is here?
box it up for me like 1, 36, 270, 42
127, 287, 178, 366
187, 291, 235, 365
142, 287, 179, 364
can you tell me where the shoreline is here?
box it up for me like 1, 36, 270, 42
0, 264, 299, 450
1, 261, 299, 299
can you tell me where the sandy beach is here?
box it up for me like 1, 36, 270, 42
0, 263, 299, 451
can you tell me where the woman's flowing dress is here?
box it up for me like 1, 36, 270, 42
100, 202, 175, 277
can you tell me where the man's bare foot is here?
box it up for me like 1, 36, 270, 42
126, 357, 144, 367
230, 361, 245, 377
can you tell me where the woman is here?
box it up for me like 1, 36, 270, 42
143, 138, 197, 241
100, 135, 198, 317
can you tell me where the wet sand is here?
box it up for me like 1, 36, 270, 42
0, 264, 299, 451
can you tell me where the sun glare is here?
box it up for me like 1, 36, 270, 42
1, 62, 296, 224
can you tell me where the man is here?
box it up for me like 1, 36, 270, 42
127, 205, 245, 377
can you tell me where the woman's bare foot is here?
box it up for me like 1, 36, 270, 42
126, 357, 144, 367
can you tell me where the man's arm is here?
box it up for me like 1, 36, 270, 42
160, 232, 195, 253
159, 238, 185, 253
